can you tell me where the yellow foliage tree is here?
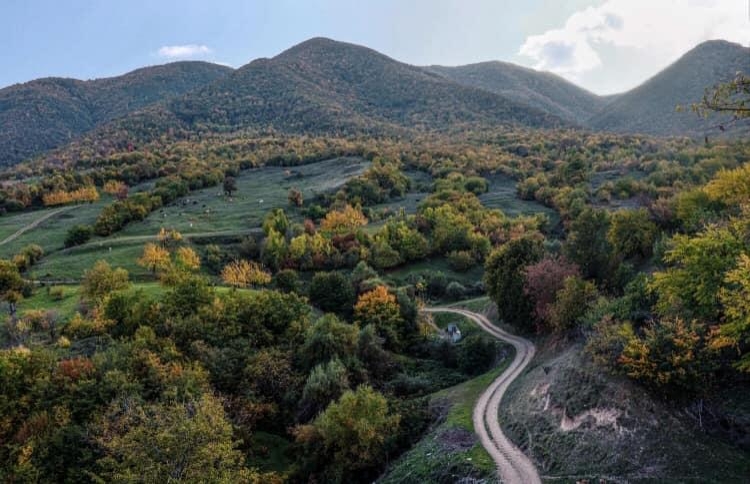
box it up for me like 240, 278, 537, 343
138, 243, 171, 274
354, 285, 403, 349
175, 247, 201, 271
42, 186, 100, 206
320, 205, 368, 234
221, 260, 271, 288
157, 228, 183, 248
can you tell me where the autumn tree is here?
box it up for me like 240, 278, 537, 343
263, 209, 289, 236
619, 317, 714, 394
651, 225, 742, 321
320, 205, 367, 234
221, 260, 271, 288
80, 260, 130, 304
137, 243, 171, 274
157, 228, 183, 249
523, 255, 580, 329
354, 286, 404, 350
713, 253, 750, 372
175, 246, 201, 271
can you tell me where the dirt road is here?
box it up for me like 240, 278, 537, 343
0, 206, 73, 246
423, 307, 541, 484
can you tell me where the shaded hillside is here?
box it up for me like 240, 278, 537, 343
85, 37, 565, 150
588, 40, 750, 136
0, 62, 233, 166
427, 62, 605, 124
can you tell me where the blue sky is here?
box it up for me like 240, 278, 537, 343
2, 0, 747, 94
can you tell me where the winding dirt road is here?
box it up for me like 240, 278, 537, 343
424, 307, 540, 484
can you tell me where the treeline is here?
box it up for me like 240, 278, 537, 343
484, 163, 750, 396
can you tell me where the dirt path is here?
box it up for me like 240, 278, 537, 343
0, 206, 73, 246
59, 228, 263, 253
423, 307, 541, 484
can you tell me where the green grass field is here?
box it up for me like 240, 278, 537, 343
16, 157, 368, 280
479, 173, 558, 222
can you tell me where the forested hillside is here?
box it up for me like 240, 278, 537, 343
588, 40, 750, 135
0, 62, 232, 166
427, 61, 605, 124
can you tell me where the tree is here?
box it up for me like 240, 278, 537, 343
548, 275, 598, 333
288, 188, 304, 207
157, 228, 183, 249
607, 209, 658, 260
523, 255, 580, 329
0, 259, 24, 317
309, 272, 355, 316
354, 286, 404, 350
563, 208, 613, 281
223, 175, 237, 196
484, 236, 543, 330
651, 225, 742, 321
693, 72, 750, 129
262, 209, 289, 236
137, 243, 171, 274
713, 253, 750, 372
175, 246, 201, 271
301, 314, 359, 369
261, 229, 288, 270
93, 394, 262, 483
221, 260, 271, 288
301, 359, 350, 417
296, 385, 400, 482
619, 317, 714, 394
320, 205, 367, 234
457, 334, 496, 375
80, 260, 129, 304
64, 225, 92, 248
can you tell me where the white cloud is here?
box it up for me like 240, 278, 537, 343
519, 0, 749, 91
157, 44, 213, 59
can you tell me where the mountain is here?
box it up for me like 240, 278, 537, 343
426, 62, 605, 124
80, 37, 564, 152
588, 40, 750, 136
0, 62, 233, 166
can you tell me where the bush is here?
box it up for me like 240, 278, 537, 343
48, 286, 65, 301
445, 281, 466, 301
274, 269, 300, 293
64, 225, 93, 248
447, 250, 476, 272
457, 334, 497, 376
309, 272, 356, 316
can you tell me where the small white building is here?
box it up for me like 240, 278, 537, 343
446, 323, 462, 343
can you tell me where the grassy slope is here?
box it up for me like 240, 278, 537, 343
19, 157, 368, 280
501, 343, 750, 482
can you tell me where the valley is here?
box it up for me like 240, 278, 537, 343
0, 32, 748, 484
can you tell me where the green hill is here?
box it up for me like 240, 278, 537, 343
427, 61, 605, 124
588, 40, 750, 136
0, 61, 233, 166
